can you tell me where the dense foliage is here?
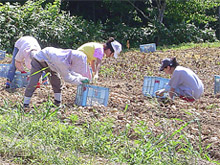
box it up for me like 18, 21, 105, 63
62, 0, 219, 45
0, 0, 103, 52
0, 0, 219, 52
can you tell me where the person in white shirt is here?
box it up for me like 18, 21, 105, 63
6, 36, 47, 88
157, 57, 204, 102
23, 47, 89, 108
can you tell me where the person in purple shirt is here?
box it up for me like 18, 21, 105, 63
23, 47, 89, 108
157, 57, 204, 102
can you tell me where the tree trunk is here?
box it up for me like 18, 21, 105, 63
218, 6, 220, 40
156, 0, 166, 23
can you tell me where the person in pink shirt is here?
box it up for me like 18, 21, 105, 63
6, 36, 47, 88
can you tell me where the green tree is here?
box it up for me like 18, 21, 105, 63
0, 0, 103, 52
165, 0, 218, 26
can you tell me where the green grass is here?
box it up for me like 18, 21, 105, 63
0, 100, 219, 164
157, 42, 220, 51
6, 42, 220, 58
2, 42, 220, 164
124, 41, 220, 53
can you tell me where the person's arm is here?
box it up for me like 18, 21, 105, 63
92, 47, 103, 80
57, 64, 88, 85
14, 48, 27, 72
155, 88, 166, 97
56, 56, 88, 85
169, 87, 175, 99
62, 71, 88, 85
15, 60, 25, 72
90, 60, 96, 73
94, 58, 101, 77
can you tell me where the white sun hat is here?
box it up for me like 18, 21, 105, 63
111, 40, 122, 58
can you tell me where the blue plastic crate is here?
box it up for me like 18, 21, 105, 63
75, 84, 109, 106
142, 76, 170, 97
140, 43, 156, 53
0, 50, 6, 60
214, 75, 220, 94
0, 64, 11, 78
0, 64, 30, 88
11, 71, 30, 88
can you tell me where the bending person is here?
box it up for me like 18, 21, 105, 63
157, 57, 204, 102
23, 47, 89, 108
77, 37, 122, 81
6, 36, 47, 88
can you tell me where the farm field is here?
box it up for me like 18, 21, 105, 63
0, 45, 220, 164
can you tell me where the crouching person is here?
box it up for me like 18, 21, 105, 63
23, 47, 90, 108
157, 57, 204, 102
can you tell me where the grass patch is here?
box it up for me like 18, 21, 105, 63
0, 100, 218, 164
125, 42, 220, 52
157, 42, 220, 51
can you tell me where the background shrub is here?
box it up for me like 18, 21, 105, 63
0, 0, 103, 52
0, 0, 218, 53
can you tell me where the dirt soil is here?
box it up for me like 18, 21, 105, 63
0, 47, 220, 164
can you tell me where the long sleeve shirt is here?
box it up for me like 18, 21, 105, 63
15, 36, 41, 70
34, 47, 89, 85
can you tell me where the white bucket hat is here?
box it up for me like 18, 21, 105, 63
111, 40, 122, 58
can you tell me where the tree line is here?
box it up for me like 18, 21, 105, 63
0, 0, 219, 53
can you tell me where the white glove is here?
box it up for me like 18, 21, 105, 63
75, 76, 88, 85
93, 74, 99, 82
155, 89, 166, 97
80, 76, 88, 82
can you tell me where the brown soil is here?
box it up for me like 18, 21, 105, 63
0, 47, 220, 164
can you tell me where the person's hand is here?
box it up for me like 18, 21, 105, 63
155, 89, 165, 97
93, 74, 99, 82
80, 76, 89, 84
81, 79, 89, 84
